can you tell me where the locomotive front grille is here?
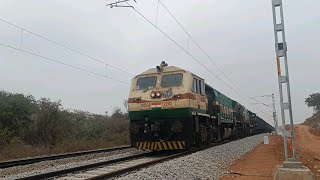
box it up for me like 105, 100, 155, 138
136, 141, 185, 150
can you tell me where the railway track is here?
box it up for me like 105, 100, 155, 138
18, 152, 156, 180
18, 141, 229, 180
0, 145, 131, 169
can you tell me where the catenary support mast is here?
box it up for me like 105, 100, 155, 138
271, 0, 298, 163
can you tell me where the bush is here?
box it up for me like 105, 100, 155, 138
303, 112, 320, 136
0, 90, 130, 161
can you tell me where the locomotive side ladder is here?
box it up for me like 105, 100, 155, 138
271, 0, 300, 167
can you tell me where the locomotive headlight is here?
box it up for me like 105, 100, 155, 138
172, 120, 183, 133
151, 91, 162, 98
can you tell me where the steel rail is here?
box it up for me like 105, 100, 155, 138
0, 145, 131, 169
18, 141, 230, 180
88, 149, 202, 180
18, 152, 156, 180
83, 141, 229, 180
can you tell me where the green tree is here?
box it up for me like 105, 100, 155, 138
33, 98, 62, 147
0, 91, 36, 137
305, 93, 320, 113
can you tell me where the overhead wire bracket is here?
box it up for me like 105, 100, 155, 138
106, 0, 137, 8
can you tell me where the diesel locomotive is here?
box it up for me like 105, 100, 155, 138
128, 62, 273, 151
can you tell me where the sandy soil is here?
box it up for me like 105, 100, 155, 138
295, 125, 320, 179
221, 135, 284, 180
295, 125, 320, 154
222, 125, 320, 180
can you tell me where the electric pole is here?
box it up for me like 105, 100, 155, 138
250, 94, 278, 134
271, 0, 301, 167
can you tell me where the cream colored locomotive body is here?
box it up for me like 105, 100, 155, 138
128, 65, 207, 113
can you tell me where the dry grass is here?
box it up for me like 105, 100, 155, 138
303, 112, 320, 136
0, 132, 130, 162
309, 128, 320, 136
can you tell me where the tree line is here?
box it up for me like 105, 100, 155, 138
0, 90, 129, 160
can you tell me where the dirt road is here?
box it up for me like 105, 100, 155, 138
222, 125, 320, 179
295, 125, 320, 179
295, 125, 320, 154
222, 135, 284, 180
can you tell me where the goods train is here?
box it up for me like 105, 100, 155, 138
128, 62, 274, 151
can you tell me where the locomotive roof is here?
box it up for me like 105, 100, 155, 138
137, 66, 189, 76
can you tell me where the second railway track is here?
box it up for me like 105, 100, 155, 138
0, 145, 131, 169
18, 152, 157, 180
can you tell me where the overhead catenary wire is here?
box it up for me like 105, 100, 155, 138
158, 0, 244, 92
0, 42, 130, 85
249, 97, 273, 108
125, 1, 271, 119
1, 6, 271, 120
0, 18, 135, 77
257, 110, 273, 118
157, 0, 274, 117
125, 1, 257, 112
124, 1, 236, 91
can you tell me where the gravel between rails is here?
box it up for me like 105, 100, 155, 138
0, 148, 146, 180
119, 134, 268, 180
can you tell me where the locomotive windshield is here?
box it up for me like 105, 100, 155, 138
161, 73, 183, 87
136, 76, 157, 90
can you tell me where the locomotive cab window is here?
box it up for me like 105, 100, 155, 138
192, 78, 205, 95
192, 78, 198, 93
161, 73, 183, 87
200, 80, 205, 95
198, 79, 201, 94
136, 76, 157, 90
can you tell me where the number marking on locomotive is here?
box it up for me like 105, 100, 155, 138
162, 101, 173, 107
141, 102, 151, 110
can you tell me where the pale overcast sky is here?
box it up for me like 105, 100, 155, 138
0, 0, 319, 125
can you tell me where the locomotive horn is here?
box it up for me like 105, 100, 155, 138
156, 66, 161, 72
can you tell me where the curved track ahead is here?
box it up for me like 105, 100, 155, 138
0, 145, 131, 169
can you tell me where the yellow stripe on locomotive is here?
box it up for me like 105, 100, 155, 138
136, 141, 185, 150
